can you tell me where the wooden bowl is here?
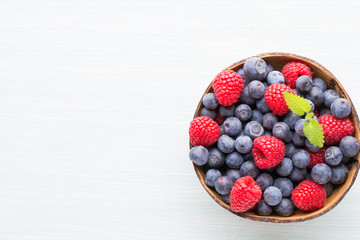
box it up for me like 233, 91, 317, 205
191, 52, 360, 223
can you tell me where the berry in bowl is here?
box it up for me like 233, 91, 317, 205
188, 52, 360, 223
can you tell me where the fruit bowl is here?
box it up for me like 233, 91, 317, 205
190, 52, 360, 223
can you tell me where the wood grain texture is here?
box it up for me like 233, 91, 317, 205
192, 53, 360, 223
0, 0, 360, 239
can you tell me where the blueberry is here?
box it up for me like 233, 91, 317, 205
226, 169, 241, 183
202, 93, 219, 110
330, 98, 351, 118
319, 107, 332, 116
248, 80, 266, 99
256, 173, 273, 191
296, 75, 313, 92
324, 89, 340, 108
264, 130, 272, 136
289, 167, 307, 182
189, 146, 209, 166
223, 117, 242, 137
285, 143, 299, 158
221, 193, 230, 204
311, 163, 332, 184
200, 107, 216, 119
323, 183, 334, 197
235, 135, 253, 154
235, 131, 245, 138
275, 198, 294, 217
305, 139, 322, 152
219, 125, 225, 135
225, 151, 244, 169
217, 135, 235, 154
257, 199, 272, 216
205, 169, 222, 187
240, 161, 260, 179
219, 105, 235, 118
340, 136, 360, 157
306, 86, 324, 107
243, 57, 267, 81
342, 156, 351, 164
266, 71, 285, 85
305, 172, 312, 180
272, 122, 290, 140
292, 149, 310, 168
284, 130, 294, 143
244, 152, 254, 162
294, 119, 306, 137
292, 132, 305, 147
330, 164, 348, 184
283, 112, 301, 130
310, 115, 318, 122
273, 178, 293, 198
208, 148, 225, 168
276, 158, 294, 177
244, 121, 264, 139
236, 68, 249, 86
266, 64, 274, 75
292, 88, 304, 97
235, 104, 252, 121
256, 97, 270, 113
215, 176, 233, 194
306, 99, 315, 113
264, 186, 282, 206
262, 113, 278, 130
250, 110, 264, 124
325, 146, 343, 166
265, 167, 275, 173
239, 86, 256, 105
313, 78, 327, 92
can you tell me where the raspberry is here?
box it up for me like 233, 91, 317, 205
292, 179, 326, 212
230, 176, 262, 212
214, 112, 225, 125
189, 116, 220, 147
252, 136, 286, 169
313, 108, 319, 118
306, 147, 328, 169
212, 70, 244, 106
318, 114, 355, 145
264, 84, 295, 116
282, 62, 312, 88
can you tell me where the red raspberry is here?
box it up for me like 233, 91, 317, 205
318, 114, 355, 145
214, 112, 225, 125
292, 180, 326, 212
212, 70, 244, 106
230, 176, 262, 212
313, 108, 319, 118
252, 136, 286, 169
282, 62, 312, 88
306, 147, 327, 169
189, 116, 220, 147
264, 84, 295, 116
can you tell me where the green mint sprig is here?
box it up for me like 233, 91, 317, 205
283, 92, 311, 116
303, 119, 325, 147
283, 92, 324, 147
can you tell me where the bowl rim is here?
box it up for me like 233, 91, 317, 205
190, 52, 360, 223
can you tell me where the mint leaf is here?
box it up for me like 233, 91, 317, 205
283, 92, 311, 116
303, 119, 324, 147
305, 112, 314, 122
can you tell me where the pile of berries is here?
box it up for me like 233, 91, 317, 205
189, 57, 359, 217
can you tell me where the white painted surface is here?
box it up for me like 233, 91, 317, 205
0, 0, 360, 239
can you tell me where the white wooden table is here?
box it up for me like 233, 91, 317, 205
0, 0, 360, 239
